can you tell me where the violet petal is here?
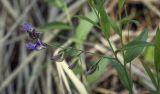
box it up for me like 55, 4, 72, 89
26, 42, 36, 50
30, 29, 42, 39
21, 22, 33, 32
35, 39, 46, 50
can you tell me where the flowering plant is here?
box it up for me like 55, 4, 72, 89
21, 0, 160, 93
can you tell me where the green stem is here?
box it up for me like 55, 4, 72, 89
124, 64, 133, 94
46, 43, 114, 60
119, 6, 133, 94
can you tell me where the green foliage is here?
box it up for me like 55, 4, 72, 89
118, 0, 125, 11
74, 11, 98, 44
120, 15, 139, 26
73, 11, 98, 75
45, 0, 160, 93
88, 0, 110, 39
40, 22, 71, 32
154, 27, 160, 73
108, 16, 122, 37
154, 27, 160, 90
99, 7, 110, 39
124, 29, 148, 63
141, 60, 158, 90
64, 48, 81, 57
74, 15, 100, 29
85, 0, 160, 93
150, 90, 160, 94
144, 47, 154, 63
47, 0, 65, 8
111, 59, 133, 92
87, 58, 108, 85
119, 41, 153, 52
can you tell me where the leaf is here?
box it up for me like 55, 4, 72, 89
86, 58, 102, 75
73, 11, 98, 76
68, 58, 79, 69
40, 22, 71, 31
93, 0, 105, 10
124, 29, 148, 63
119, 41, 153, 52
47, 0, 64, 8
141, 60, 158, 90
130, 20, 139, 26
120, 15, 139, 25
105, 16, 122, 37
144, 47, 154, 63
74, 15, 100, 29
118, 0, 125, 11
87, 57, 109, 85
87, 0, 93, 7
154, 27, 160, 73
150, 90, 160, 94
88, 0, 110, 39
99, 8, 110, 39
64, 47, 81, 57
154, 27, 160, 88
111, 59, 133, 92
51, 50, 65, 62
74, 11, 98, 44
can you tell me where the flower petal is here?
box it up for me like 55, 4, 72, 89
21, 22, 33, 32
35, 39, 46, 50
26, 42, 36, 50
30, 29, 42, 39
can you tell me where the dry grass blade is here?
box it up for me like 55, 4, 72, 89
1, 0, 18, 19
0, 0, 38, 44
61, 60, 88, 94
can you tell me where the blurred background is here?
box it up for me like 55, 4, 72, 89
0, 0, 160, 94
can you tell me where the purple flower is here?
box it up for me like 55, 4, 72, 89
26, 39, 46, 50
29, 29, 42, 39
21, 22, 42, 39
26, 42, 37, 50
35, 39, 46, 50
21, 22, 33, 32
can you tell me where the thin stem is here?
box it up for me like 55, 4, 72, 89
119, 5, 133, 94
156, 70, 160, 90
46, 43, 114, 60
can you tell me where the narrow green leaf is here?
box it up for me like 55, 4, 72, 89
93, 0, 105, 10
87, 58, 108, 85
74, 11, 98, 44
141, 60, 158, 90
40, 22, 71, 31
119, 41, 153, 52
99, 8, 110, 39
150, 90, 160, 94
120, 15, 139, 25
154, 27, 160, 73
87, 0, 93, 8
73, 11, 98, 75
135, 29, 148, 41
124, 29, 148, 63
111, 59, 133, 92
108, 16, 122, 37
154, 27, 160, 88
47, 0, 64, 8
90, 0, 110, 38
118, 0, 125, 10
130, 20, 139, 26
64, 48, 81, 57
74, 15, 100, 29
